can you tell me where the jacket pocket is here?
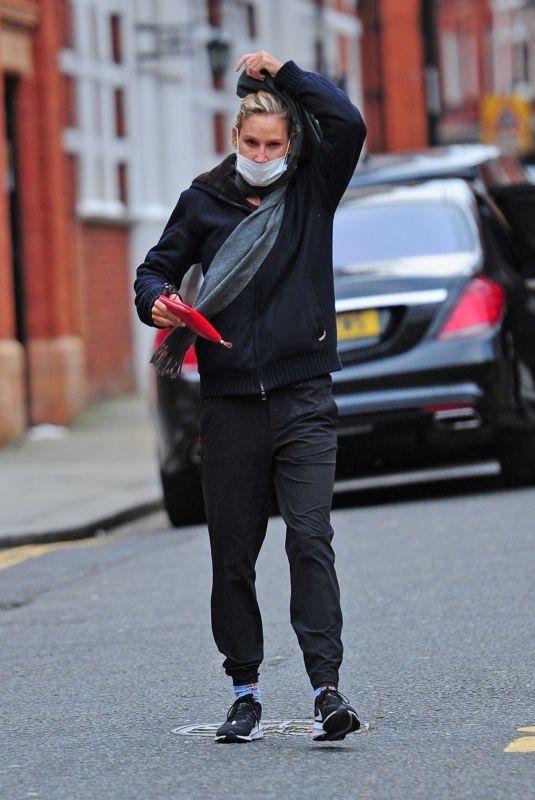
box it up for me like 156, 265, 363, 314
261, 276, 327, 363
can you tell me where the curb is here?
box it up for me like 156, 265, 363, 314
0, 497, 163, 549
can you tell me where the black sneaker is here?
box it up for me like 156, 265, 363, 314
215, 694, 264, 743
312, 688, 361, 741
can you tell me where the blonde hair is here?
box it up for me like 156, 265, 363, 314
233, 90, 291, 135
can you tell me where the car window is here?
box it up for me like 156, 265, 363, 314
333, 201, 477, 267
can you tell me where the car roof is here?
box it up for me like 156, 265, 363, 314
349, 144, 512, 188
341, 177, 477, 211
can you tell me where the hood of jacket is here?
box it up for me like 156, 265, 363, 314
192, 155, 246, 206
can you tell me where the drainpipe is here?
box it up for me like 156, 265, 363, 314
421, 0, 441, 145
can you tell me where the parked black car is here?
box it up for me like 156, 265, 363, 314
151, 145, 535, 526
333, 178, 535, 480
150, 265, 205, 526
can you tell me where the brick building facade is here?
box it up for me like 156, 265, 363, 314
0, 0, 133, 446
358, 0, 429, 153
358, 0, 534, 155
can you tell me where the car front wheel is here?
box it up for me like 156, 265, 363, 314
498, 423, 535, 487
160, 470, 205, 527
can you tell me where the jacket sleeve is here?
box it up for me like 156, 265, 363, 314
274, 60, 367, 211
134, 193, 199, 327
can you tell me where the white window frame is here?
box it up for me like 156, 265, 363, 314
60, 0, 134, 221
440, 31, 463, 108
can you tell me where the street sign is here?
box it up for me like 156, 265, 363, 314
481, 94, 534, 153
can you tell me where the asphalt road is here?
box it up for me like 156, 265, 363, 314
1, 470, 534, 800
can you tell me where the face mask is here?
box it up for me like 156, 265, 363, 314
235, 130, 290, 188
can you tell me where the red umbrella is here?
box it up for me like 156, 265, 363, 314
158, 294, 232, 349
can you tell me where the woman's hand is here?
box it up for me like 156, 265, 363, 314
235, 51, 283, 80
151, 294, 186, 329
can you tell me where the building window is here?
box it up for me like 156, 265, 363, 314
117, 163, 128, 205
208, 0, 222, 28
60, 1, 132, 219
63, 74, 77, 127
483, 28, 495, 94
237, 1, 257, 38
60, 1, 74, 49
110, 13, 122, 64
213, 112, 227, 154
460, 30, 479, 101
513, 40, 529, 85
114, 87, 126, 137
440, 32, 462, 107
67, 154, 79, 211
228, 0, 257, 42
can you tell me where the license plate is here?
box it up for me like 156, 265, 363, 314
336, 309, 381, 341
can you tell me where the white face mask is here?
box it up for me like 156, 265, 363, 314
235, 130, 290, 188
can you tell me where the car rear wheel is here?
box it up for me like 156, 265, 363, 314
160, 470, 205, 526
498, 423, 535, 487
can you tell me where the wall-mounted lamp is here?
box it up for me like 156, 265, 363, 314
206, 37, 231, 83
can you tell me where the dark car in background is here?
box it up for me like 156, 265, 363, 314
150, 265, 205, 526
333, 178, 535, 481
151, 145, 535, 526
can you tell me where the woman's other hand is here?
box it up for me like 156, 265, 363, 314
151, 294, 186, 329
235, 51, 283, 80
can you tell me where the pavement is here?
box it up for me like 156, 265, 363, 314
0, 394, 163, 549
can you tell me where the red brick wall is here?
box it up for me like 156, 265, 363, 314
19, 0, 76, 340
0, 1, 136, 439
359, 0, 428, 152
360, 0, 387, 152
78, 223, 135, 401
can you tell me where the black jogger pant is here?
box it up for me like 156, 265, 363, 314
199, 374, 343, 689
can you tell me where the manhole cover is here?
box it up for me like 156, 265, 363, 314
171, 720, 370, 738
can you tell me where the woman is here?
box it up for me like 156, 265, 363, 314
134, 50, 367, 743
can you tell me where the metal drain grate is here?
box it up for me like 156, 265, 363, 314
171, 720, 370, 738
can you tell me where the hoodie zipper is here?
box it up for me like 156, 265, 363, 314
251, 262, 266, 401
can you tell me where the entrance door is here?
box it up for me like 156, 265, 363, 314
4, 74, 30, 419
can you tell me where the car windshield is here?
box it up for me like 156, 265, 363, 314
333, 201, 477, 269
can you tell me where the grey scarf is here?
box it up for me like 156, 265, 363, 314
150, 184, 286, 378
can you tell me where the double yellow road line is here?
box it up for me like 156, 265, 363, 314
0, 539, 98, 572
504, 726, 535, 753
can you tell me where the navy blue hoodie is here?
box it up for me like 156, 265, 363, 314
134, 60, 367, 397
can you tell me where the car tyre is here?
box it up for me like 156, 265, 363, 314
160, 470, 205, 526
498, 423, 535, 487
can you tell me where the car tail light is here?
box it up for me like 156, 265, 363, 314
154, 328, 171, 349
153, 330, 198, 375
181, 344, 198, 374
437, 276, 505, 341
